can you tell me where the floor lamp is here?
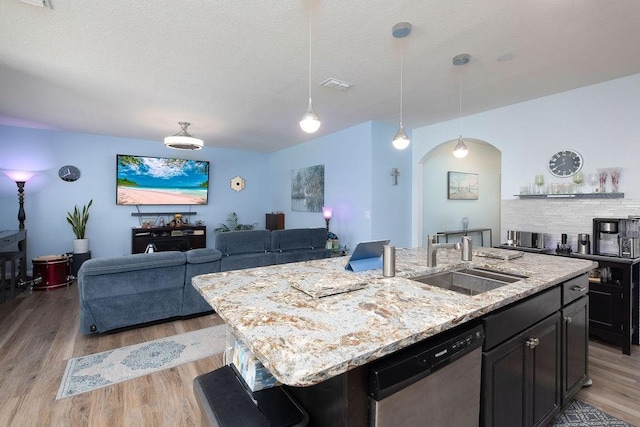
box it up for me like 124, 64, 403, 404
4, 171, 35, 230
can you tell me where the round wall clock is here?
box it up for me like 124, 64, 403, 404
230, 176, 246, 192
547, 150, 583, 177
58, 165, 81, 182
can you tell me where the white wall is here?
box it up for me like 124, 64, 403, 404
412, 73, 640, 246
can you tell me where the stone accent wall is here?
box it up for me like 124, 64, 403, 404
501, 197, 640, 250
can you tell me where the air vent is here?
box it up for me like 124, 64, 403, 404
319, 78, 352, 91
20, 0, 48, 7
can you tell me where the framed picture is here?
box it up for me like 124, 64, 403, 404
291, 164, 325, 212
448, 171, 479, 200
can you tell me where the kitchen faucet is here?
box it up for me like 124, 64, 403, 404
427, 234, 473, 267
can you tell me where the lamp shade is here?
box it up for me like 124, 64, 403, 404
4, 170, 35, 182
453, 135, 469, 158
322, 206, 333, 220
300, 98, 321, 133
392, 125, 410, 150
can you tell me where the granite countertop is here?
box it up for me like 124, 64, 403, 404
192, 247, 596, 387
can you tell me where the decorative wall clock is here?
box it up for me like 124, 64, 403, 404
58, 165, 81, 182
548, 150, 583, 177
230, 176, 246, 192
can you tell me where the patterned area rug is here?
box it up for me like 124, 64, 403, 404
551, 400, 633, 426
57, 324, 227, 399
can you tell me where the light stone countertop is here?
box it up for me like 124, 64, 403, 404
192, 247, 596, 387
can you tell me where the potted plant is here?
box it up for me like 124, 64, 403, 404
67, 199, 93, 253
214, 212, 256, 233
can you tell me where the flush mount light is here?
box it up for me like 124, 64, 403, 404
164, 122, 203, 150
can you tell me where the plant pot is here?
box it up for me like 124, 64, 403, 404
73, 238, 90, 254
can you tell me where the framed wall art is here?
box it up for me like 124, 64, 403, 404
447, 171, 479, 200
291, 164, 324, 212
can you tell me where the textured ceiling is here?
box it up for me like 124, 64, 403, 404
1, 1, 640, 152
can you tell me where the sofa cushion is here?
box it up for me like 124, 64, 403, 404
215, 230, 271, 256
271, 228, 328, 252
186, 248, 223, 264
80, 251, 186, 276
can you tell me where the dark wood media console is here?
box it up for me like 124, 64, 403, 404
131, 226, 206, 254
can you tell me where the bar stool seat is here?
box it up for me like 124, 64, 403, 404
0, 251, 26, 301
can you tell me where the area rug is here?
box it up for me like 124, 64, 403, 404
57, 324, 227, 400
551, 400, 634, 426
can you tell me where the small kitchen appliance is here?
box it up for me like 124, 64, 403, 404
593, 217, 640, 258
505, 231, 544, 249
577, 234, 590, 254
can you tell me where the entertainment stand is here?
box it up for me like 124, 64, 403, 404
131, 226, 206, 254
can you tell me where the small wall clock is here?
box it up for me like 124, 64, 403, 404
547, 150, 583, 177
230, 176, 246, 192
58, 165, 81, 182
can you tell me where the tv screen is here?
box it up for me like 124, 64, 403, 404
116, 154, 210, 205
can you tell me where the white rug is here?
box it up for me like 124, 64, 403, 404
57, 324, 227, 400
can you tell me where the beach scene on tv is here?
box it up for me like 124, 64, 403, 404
116, 155, 209, 205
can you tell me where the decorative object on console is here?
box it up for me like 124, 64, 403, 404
609, 167, 621, 193
214, 212, 256, 233
66, 199, 93, 253
391, 22, 411, 150
116, 154, 209, 205
3, 170, 35, 230
447, 171, 479, 200
291, 164, 324, 212
548, 149, 583, 177
322, 206, 332, 232
230, 175, 246, 192
164, 121, 203, 150
299, 0, 321, 133
58, 165, 81, 182
452, 53, 470, 158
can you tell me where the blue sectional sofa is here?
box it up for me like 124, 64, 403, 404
214, 227, 332, 271
78, 248, 222, 334
78, 228, 332, 334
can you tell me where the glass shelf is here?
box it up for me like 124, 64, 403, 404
516, 193, 624, 199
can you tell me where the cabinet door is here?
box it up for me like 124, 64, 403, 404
589, 281, 622, 343
562, 296, 588, 404
527, 312, 561, 427
482, 332, 527, 427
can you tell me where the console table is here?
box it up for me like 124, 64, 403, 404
131, 226, 206, 254
436, 228, 492, 247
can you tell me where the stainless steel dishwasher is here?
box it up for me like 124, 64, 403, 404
368, 323, 484, 427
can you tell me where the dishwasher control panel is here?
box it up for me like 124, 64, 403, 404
369, 324, 484, 400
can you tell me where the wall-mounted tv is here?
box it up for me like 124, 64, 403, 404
116, 154, 210, 205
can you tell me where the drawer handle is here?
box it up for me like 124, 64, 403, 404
564, 316, 572, 323
570, 285, 587, 293
526, 338, 540, 349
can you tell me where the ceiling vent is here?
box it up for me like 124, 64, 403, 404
20, 0, 49, 7
319, 78, 352, 91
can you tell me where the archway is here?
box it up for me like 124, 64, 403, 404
420, 138, 501, 247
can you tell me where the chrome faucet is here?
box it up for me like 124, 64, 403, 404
427, 234, 473, 267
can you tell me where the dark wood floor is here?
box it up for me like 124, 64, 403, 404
1, 283, 639, 426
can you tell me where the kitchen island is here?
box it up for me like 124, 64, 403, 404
192, 247, 595, 425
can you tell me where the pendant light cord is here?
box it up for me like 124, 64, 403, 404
459, 77, 462, 135
308, 0, 312, 101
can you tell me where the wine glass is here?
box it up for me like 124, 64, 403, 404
534, 175, 545, 194
586, 173, 599, 193
572, 171, 584, 193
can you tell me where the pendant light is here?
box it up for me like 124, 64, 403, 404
392, 22, 411, 150
300, 0, 320, 133
453, 53, 470, 158
164, 122, 203, 150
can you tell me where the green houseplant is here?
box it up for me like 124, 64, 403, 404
214, 212, 256, 233
67, 199, 93, 253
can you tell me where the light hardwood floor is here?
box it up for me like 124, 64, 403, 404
1, 283, 639, 426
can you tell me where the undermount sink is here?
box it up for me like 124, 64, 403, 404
411, 267, 528, 296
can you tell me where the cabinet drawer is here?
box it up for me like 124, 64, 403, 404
562, 274, 588, 306
483, 286, 561, 351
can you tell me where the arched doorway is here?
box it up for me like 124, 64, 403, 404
420, 138, 501, 247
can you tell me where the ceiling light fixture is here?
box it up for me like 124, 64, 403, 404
453, 53, 470, 159
391, 22, 411, 150
164, 122, 203, 150
300, 0, 320, 134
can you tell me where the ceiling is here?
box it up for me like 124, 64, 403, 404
1, 1, 640, 153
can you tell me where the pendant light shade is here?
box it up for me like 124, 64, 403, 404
300, 0, 320, 133
300, 98, 321, 133
453, 135, 469, 158
453, 53, 470, 158
392, 22, 411, 150
164, 122, 203, 150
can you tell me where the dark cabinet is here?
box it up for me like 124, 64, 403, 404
562, 295, 589, 404
266, 213, 285, 231
131, 226, 206, 254
482, 312, 561, 427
